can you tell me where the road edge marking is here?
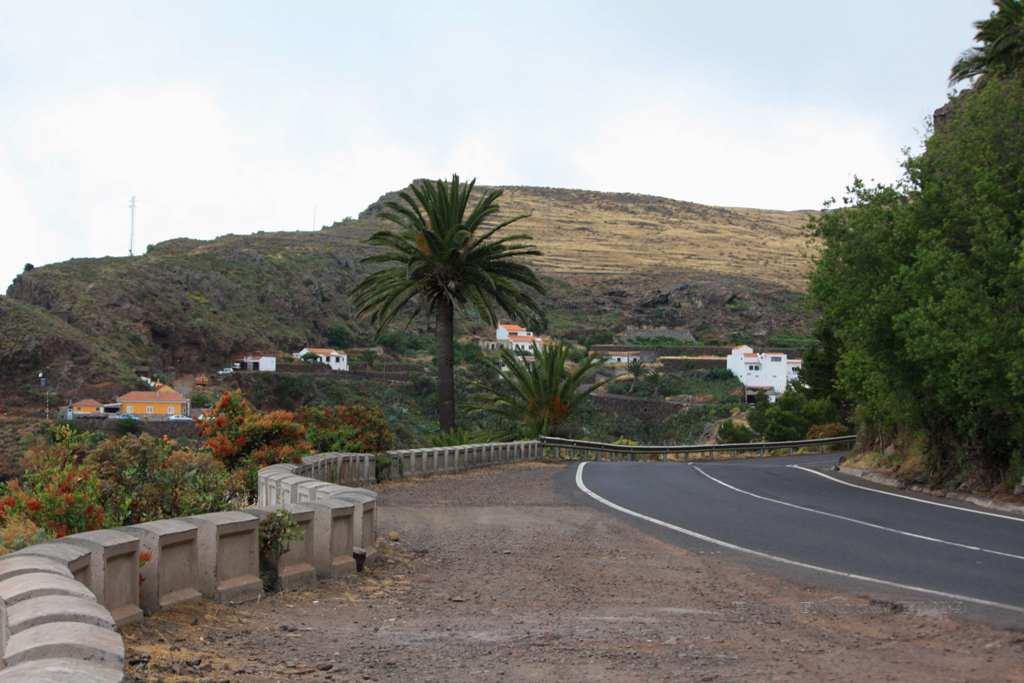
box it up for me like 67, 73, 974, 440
575, 462, 1024, 616
691, 465, 1024, 562
789, 465, 1024, 523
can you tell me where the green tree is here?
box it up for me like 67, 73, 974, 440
471, 343, 606, 438
810, 77, 1024, 482
325, 324, 353, 349
950, 0, 1024, 84
353, 175, 545, 432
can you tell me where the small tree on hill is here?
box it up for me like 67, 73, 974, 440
471, 343, 606, 438
626, 357, 647, 393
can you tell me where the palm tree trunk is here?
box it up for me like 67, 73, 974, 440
436, 299, 456, 432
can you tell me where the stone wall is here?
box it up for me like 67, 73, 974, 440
69, 417, 200, 440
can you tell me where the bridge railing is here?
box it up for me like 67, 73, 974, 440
537, 434, 856, 461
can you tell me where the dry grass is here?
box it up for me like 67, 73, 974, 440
490, 186, 819, 289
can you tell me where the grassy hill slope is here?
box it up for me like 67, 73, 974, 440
2, 182, 820, 404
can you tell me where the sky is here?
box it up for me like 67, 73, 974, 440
0, 1, 991, 289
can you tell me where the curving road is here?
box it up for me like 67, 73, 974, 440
575, 453, 1024, 620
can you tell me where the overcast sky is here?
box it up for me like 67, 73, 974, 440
0, 1, 990, 288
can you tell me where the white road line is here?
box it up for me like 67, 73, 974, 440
691, 465, 1024, 562
575, 462, 1024, 616
789, 465, 1024, 523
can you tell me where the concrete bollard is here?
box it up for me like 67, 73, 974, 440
252, 505, 317, 591
3, 621, 124, 670
307, 497, 356, 578
12, 542, 93, 588
0, 657, 125, 682
61, 529, 142, 627
123, 519, 202, 615
182, 511, 262, 604
278, 475, 309, 505
0, 556, 73, 584
294, 480, 335, 504
258, 464, 297, 506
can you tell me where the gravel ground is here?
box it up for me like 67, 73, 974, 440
124, 462, 1024, 681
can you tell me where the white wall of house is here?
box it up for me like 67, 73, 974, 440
236, 355, 276, 372
494, 324, 542, 354
726, 345, 799, 402
294, 348, 349, 371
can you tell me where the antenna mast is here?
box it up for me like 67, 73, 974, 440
129, 196, 136, 256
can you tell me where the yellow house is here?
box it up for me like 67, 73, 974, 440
118, 385, 189, 418
70, 398, 102, 414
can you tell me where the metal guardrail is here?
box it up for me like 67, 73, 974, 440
538, 434, 856, 457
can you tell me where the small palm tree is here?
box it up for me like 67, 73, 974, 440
626, 357, 647, 393
352, 175, 545, 432
472, 343, 606, 437
950, 0, 1024, 84
646, 370, 663, 398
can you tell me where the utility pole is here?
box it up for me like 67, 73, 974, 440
129, 196, 137, 256
38, 371, 49, 420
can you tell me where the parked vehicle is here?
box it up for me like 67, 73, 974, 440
168, 415, 193, 422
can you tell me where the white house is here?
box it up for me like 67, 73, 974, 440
492, 323, 544, 354
232, 352, 277, 372
294, 346, 349, 371
599, 350, 642, 365
726, 345, 802, 403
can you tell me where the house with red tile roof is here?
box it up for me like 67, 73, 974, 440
493, 322, 545, 354
726, 345, 802, 404
117, 385, 190, 418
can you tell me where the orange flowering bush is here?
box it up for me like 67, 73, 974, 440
0, 447, 105, 541
200, 391, 310, 496
298, 404, 393, 454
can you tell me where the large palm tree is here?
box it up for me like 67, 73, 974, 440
352, 175, 545, 432
471, 343, 606, 438
950, 0, 1024, 85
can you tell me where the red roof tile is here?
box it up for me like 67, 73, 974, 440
118, 389, 187, 403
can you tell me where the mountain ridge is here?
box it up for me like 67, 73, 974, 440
1, 181, 819, 405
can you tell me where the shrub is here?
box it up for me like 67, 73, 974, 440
0, 517, 49, 555
201, 390, 309, 470
717, 421, 757, 444
90, 434, 243, 525
190, 391, 214, 409
298, 404, 393, 453
1, 452, 105, 538
258, 509, 302, 592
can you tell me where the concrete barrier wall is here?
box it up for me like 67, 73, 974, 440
1, 473, 382, 681
386, 440, 539, 480
0, 439, 540, 681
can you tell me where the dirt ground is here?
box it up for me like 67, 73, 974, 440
124, 462, 1024, 682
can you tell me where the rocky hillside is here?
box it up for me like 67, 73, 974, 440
1, 182, 820, 405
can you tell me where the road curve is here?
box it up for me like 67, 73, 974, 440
575, 454, 1024, 620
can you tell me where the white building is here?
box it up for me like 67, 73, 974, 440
294, 346, 349, 371
726, 345, 802, 403
599, 350, 642, 365
490, 323, 544, 354
232, 352, 277, 372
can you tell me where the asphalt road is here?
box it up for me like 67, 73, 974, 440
575, 453, 1024, 620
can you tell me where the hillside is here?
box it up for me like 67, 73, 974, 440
1, 182, 820, 405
